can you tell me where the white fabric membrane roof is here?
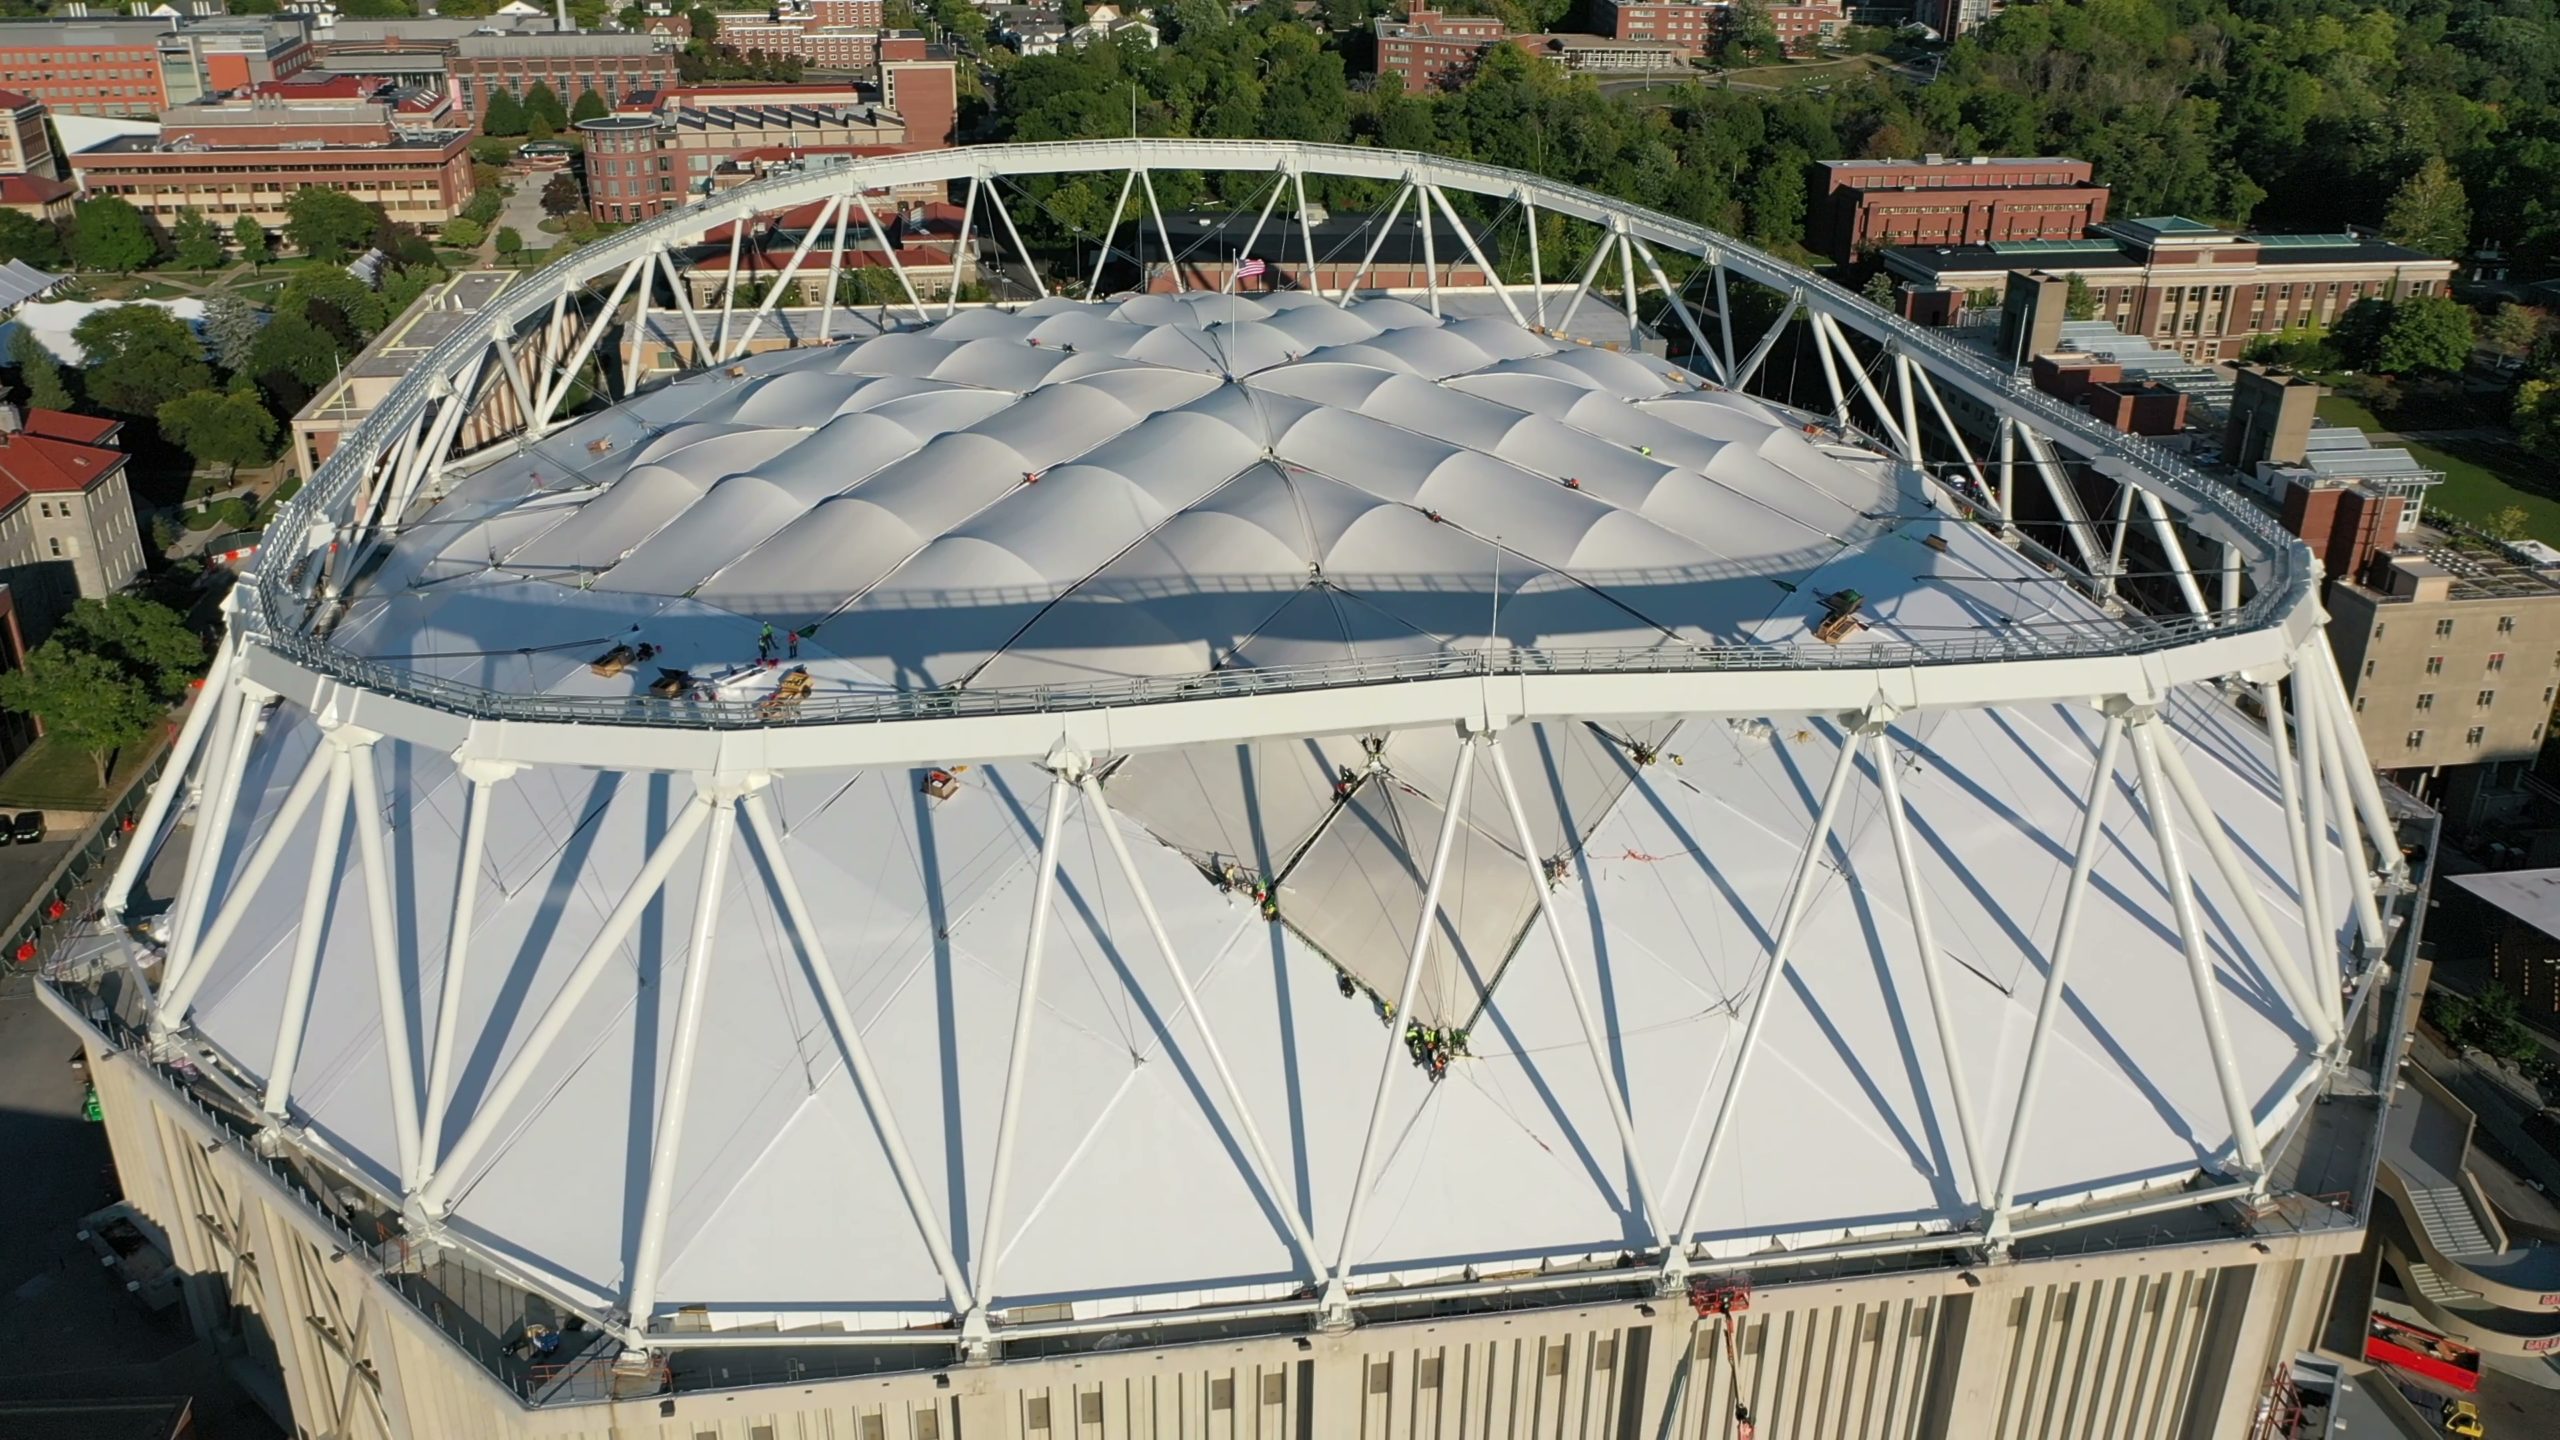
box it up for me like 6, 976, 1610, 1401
176, 296, 2343, 1326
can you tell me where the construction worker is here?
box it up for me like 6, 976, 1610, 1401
758, 622, 776, 661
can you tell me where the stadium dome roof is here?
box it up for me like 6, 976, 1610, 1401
177, 294, 2339, 1330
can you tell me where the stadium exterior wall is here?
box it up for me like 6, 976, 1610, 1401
68, 997, 2353, 1440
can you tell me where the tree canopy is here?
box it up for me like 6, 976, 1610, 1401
72, 305, 210, 418
56, 596, 205, 704
286, 189, 385, 264
2374, 295, 2476, 375
159, 386, 279, 474
0, 644, 162, 784
0, 209, 63, 269
483, 89, 527, 137
68, 196, 157, 272
10, 326, 71, 412
233, 217, 270, 268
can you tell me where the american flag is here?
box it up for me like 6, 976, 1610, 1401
1235, 256, 1267, 281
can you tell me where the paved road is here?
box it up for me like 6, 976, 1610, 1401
496, 174, 560, 254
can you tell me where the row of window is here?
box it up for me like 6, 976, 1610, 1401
2402, 727, 2527, 748
2373, 615, 2527, 640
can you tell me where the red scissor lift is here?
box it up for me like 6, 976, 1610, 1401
1689, 1276, 1756, 1438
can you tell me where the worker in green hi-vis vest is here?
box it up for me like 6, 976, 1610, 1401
82, 1085, 101, 1123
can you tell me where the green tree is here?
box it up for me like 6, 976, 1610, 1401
482, 89, 527, 137
2517, 378, 2560, 462
285, 188, 383, 264
158, 386, 278, 478
2487, 304, 2549, 357
494, 226, 524, 256
442, 216, 487, 248
2330, 297, 2394, 369
2486, 504, 2534, 540
276, 264, 391, 340
232, 217, 270, 268
2374, 295, 2475, 375
67, 195, 157, 273
249, 312, 346, 391
570, 88, 608, 124
523, 81, 568, 132
1860, 272, 1897, 310
10, 327, 72, 411
0, 209, 63, 269
0, 644, 163, 784
2382, 156, 2472, 258
201, 292, 263, 374
170, 208, 226, 270
540, 172, 583, 217
526, 113, 556, 145
1745, 148, 1808, 249
57, 596, 205, 703
1726, 0, 1782, 60
72, 305, 210, 418
2064, 274, 2097, 321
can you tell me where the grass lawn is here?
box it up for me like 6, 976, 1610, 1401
0, 730, 163, 812
2314, 394, 2560, 543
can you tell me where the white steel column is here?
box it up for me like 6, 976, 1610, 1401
1418, 179, 1441, 315
1713, 257, 1736, 380
1428, 183, 1522, 325
986, 178, 1044, 301
2138, 489, 2213, 619
1633, 238, 1718, 381
1912, 364, 1989, 500
1730, 292, 1796, 390
2310, 662, 2388, 956
1666, 724, 1864, 1264
2259, 680, 2337, 1038
2020, 426, 2110, 583
817, 194, 852, 340
1342, 182, 1413, 302
1814, 313, 1915, 460
158, 730, 333, 1030
624, 269, 651, 397
2312, 640, 2405, 885
1810, 304, 1851, 426
2221, 542, 2244, 620
713, 219, 747, 357
2148, 720, 2337, 1051
1289, 164, 1324, 302
104, 632, 237, 926
623, 791, 739, 1339
1076, 775, 1332, 1288
2129, 717, 2269, 1180
1994, 417, 2017, 521
1986, 713, 2125, 1233
2103, 483, 2137, 605
417, 794, 713, 1214
1894, 352, 1924, 467
945, 172, 981, 316
730, 194, 842, 356
739, 790, 977, 1317
2294, 665, 2340, 981
653, 251, 713, 366
419, 763, 510, 1186
852, 198, 930, 322
1486, 743, 1663, 1237
489, 325, 540, 434
1138, 168, 1184, 294
1090, 170, 1136, 298
1616, 230, 1640, 347
535, 256, 644, 429
1331, 735, 1478, 1296
346, 740, 425, 1188
968, 767, 1077, 1322
148, 677, 253, 1006
262, 743, 355, 1121
1554, 223, 1618, 338
1524, 193, 1546, 327
1867, 729, 1991, 1210
1223, 171, 1288, 296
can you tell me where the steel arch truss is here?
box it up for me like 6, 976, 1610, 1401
96, 141, 2411, 1368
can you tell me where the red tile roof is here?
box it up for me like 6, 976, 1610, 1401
0, 408, 127, 503
0, 91, 37, 111
0, 173, 72, 207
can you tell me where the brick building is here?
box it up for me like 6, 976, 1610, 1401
1594, 0, 1840, 57
714, 0, 888, 69
580, 103, 909, 222
71, 94, 473, 229
1882, 216, 2459, 363
449, 32, 674, 121
0, 89, 54, 179
1374, 9, 1526, 91
0, 19, 178, 117
1809, 155, 2109, 264
0, 402, 148, 640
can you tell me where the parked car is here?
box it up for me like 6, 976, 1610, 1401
11, 812, 42, 845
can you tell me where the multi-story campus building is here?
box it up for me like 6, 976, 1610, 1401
449, 32, 675, 121
0, 88, 56, 179
1595, 0, 1843, 56
1809, 155, 2110, 264
713, 0, 889, 69
580, 101, 911, 222
1374, 8, 1520, 91
70, 90, 473, 230
0, 14, 311, 116
1883, 216, 2459, 363
0, 402, 147, 640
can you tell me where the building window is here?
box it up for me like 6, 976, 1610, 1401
2436, 618, 2456, 637
2426, 656, 2445, 674
2364, 659, 2376, 678
2417, 693, 2435, 710
2467, 726, 2486, 746
2407, 730, 2426, 749
45, 536, 58, 556
2479, 690, 2497, 708
2500, 614, 2518, 633
2489, 652, 2508, 671
2355, 696, 2366, 712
